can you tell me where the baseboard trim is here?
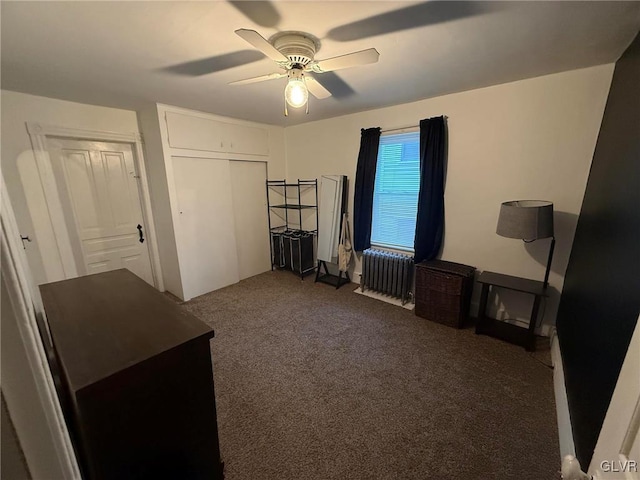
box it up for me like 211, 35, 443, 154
551, 330, 576, 459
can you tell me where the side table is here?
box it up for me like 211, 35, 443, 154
476, 271, 547, 351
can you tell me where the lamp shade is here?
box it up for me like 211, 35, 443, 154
496, 200, 554, 240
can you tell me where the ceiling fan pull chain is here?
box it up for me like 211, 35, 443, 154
284, 97, 289, 117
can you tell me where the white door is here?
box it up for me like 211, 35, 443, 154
172, 157, 239, 300
48, 139, 154, 285
229, 161, 271, 280
589, 315, 640, 479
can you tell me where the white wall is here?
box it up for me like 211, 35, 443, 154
1, 90, 141, 286
266, 123, 286, 181
284, 65, 615, 332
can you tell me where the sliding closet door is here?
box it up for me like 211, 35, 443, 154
229, 161, 270, 280
172, 157, 239, 299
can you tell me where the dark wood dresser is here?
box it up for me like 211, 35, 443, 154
40, 269, 224, 480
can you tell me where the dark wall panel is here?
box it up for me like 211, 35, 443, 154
557, 32, 640, 466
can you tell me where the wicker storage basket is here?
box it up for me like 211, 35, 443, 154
415, 260, 476, 328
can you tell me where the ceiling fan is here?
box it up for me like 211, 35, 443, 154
231, 29, 379, 115
162, 2, 495, 115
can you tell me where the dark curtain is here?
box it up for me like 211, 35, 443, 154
353, 127, 381, 252
414, 116, 446, 263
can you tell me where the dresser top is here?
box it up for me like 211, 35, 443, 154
40, 269, 214, 391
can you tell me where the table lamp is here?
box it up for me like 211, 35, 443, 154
496, 200, 555, 289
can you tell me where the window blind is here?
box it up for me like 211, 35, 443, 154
371, 132, 420, 251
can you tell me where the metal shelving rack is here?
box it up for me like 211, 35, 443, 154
266, 179, 318, 278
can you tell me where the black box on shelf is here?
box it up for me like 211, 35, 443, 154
271, 232, 284, 267
290, 232, 314, 274
271, 231, 314, 276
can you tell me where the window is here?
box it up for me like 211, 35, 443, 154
371, 132, 420, 251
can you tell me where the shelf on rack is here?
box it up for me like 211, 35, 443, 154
269, 227, 318, 234
269, 204, 317, 210
267, 180, 317, 188
269, 183, 316, 187
266, 179, 318, 279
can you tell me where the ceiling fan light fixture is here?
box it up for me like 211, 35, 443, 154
233, 28, 380, 116
284, 69, 308, 108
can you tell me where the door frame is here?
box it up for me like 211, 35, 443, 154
26, 122, 164, 291
589, 315, 640, 479
1, 173, 82, 479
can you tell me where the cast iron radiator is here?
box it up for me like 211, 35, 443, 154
360, 248, 414, 305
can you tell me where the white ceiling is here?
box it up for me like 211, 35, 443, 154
2, 1, 639, 126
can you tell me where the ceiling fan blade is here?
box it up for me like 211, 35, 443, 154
326, 1, 498, 42
228, 1, 280, 29
305, 75, 332, 99
235, 29, 289, 63
313, 49, 379, 73
309, 72, 355, 99
229, 72, 287, 85
161, 50, 265, 76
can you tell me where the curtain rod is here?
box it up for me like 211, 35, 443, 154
381, 116, 448, 134
381, 125, 418, 134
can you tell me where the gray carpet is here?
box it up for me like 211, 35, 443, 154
183, 270, 560, 480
